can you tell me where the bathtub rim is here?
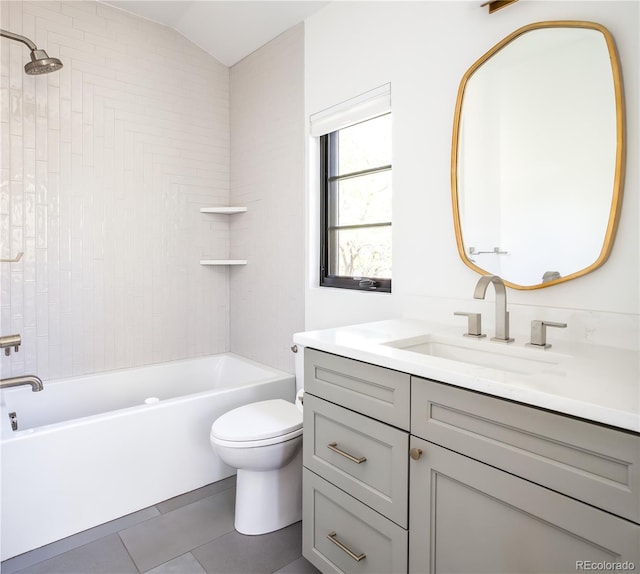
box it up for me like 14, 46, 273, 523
1, 352, 295, 440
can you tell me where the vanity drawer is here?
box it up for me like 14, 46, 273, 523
304, 348, 410, 429
304, 394, 409, 527
302, 468, 408, 574
411, 376, 640, 524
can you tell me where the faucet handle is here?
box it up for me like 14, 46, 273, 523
454, 312, 486, 338
526, 320, 567, 349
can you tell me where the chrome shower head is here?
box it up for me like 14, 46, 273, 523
0, 28, 63, 75
24, 49, 64, 75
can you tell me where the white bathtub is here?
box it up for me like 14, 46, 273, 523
0, 354, 295, 560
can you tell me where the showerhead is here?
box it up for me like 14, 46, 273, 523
0, 28, 63, 75
24, 49, 64, 75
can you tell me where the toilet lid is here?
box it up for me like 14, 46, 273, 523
211, 399, 302, 442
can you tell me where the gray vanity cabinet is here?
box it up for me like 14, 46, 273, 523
409, 435, 640, 574
302, 348, 640, 574
410, 376, 640, 573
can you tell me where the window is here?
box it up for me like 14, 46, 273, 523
320, 113, 392, 292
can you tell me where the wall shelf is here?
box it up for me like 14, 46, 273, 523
200, 207, 247, 265
200, 259, 247, 266
200, 207, 247, 214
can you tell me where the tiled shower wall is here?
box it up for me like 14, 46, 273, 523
0, 1, 231, 379
229, 25, 305, 373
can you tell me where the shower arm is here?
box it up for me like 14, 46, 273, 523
0, 28, 62, 75
0, 29, 38, 51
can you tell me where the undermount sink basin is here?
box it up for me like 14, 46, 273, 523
383, 334, 566, 376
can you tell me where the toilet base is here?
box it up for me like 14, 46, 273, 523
234, 448, 302, 535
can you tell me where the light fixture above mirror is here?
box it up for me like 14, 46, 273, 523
480, 1, 518, 15
451, 21, 625, 290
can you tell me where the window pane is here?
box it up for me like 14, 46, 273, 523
337, 114, 391, 174
330, 226, 392, 279
332, 171, 391, 227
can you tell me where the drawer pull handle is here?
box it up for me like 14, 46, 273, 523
327, 442, 367, 464
410, 447, 423, 460
327, 531, 366, 562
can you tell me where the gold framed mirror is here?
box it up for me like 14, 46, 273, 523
451, 21, 625, 290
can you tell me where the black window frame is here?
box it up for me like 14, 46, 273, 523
319, 117, 392, 293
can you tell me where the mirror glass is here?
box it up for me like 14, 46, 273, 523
452, 21, 625, 289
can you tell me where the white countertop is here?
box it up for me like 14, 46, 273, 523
293, 319, 640, 433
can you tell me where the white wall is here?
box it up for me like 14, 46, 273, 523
1, 1, 231, 379
229, 24, 305, 373
2, 1, 636, 384
305, 1, 639, 349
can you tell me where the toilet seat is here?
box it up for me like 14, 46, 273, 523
210, 399, 303, 448
211, 427, 302, 449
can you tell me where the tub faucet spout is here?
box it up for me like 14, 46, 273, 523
0, 375, 44, 392
473, 275, 514, 343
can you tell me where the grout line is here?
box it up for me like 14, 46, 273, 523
191, 552, 209, 574
117, 531, 143, 574
118, 487, 238, 573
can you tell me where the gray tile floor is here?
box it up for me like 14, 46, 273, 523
2, 477, 320, 574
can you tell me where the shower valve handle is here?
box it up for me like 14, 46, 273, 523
0, 334, 21, 356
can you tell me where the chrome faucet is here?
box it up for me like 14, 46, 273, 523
473, 275, 514, 343
0, 375, 44, 392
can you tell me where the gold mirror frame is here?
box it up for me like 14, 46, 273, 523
451, 21, 625, 290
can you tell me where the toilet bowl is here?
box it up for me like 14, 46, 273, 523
210, 398, 303, 535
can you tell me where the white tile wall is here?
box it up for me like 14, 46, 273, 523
229, 24, 305, 373
1, 1, 231, 379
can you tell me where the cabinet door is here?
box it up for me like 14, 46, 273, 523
409, 436, 640, 574
412, 376, 640, 524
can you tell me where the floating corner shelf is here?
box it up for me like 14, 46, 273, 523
200, 259, 247, 266
200, 207, 248, 214
199, 207, 248, 264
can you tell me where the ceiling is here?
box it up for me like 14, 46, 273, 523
101, 1, 329, 66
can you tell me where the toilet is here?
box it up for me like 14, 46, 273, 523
209, 353, 304, 535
